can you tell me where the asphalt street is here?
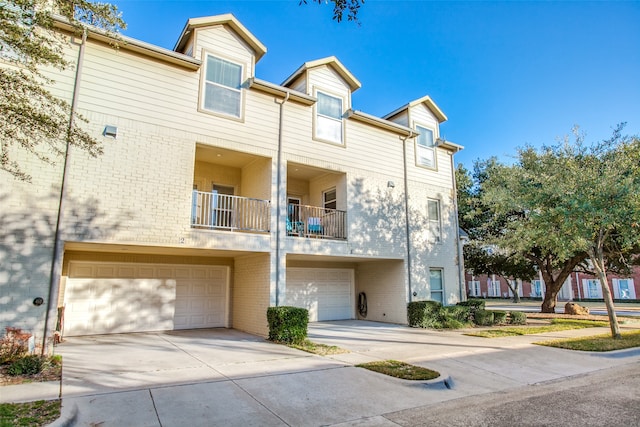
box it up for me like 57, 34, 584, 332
384, 362, 640, 427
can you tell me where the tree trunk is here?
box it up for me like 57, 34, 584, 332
541, 287, 560, 313
589, 249, 621, 339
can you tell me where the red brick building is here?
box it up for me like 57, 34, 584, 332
465, 267, 639, 301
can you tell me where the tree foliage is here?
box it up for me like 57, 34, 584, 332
300, 0, 364, 23
1, 0, 125, 181
458, 125, 640, 330
457, 163, 537, 302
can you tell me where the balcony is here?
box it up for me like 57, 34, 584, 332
192, 191, 270, 232
287, 204, 347, 240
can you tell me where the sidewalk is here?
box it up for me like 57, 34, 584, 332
1, 321, 639, 426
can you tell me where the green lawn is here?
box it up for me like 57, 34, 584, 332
356, 360, 440, 380
288, 339, 349, 355
536, 329, 640, 351
0, 400, 60, 427
464, 319, 609, 338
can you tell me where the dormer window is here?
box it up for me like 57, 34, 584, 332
315, 91, 344, 144
202, 54, 243, 118
416, 125, 436, 169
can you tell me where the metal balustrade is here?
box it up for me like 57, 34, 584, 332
287, 204, 347, 240
190, 192, 347, 239
192, 191, 271, 232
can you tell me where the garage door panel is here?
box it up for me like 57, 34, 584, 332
285, 268, 353, 322
65, 262, 228, 336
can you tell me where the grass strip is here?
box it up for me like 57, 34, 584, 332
464, 319, 608, 338
0, 400, 60, 427
536, 329, 640, 351
288, 339, 349, 355
356, 360, 440, 380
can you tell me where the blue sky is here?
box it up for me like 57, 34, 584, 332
114, 0, 640, 167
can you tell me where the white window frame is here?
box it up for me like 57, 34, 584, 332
314, 90, 344, 145
469, 280, 480, 297
531, 279, 544, 297
415, 124, 437, 169
427, 198, 442, 243
430, 268, 444, 303
613, 278, 635, 300
582, 279, 602, 299
201, 53, 244, 119
488, 278, 501, 297
507, 279, 523, 297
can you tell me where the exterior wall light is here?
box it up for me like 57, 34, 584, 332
103, 125, 118, 138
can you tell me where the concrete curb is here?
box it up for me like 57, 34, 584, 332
47, 402, 78, 427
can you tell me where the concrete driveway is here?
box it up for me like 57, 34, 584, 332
51, 321, 640, 426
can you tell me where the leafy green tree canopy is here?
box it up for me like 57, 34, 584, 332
300, 0, 364, 23
1, 0, 125, 181
460, 124, 640, 322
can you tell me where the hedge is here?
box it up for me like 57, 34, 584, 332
267, 306, 308, 344
509, 311, 527, 325
407, 301, 444, 328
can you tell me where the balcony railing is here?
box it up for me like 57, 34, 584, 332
192, 191, 270, 232
287, 204, 347, 240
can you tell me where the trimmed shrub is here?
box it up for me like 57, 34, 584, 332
493, 310, 508, 325
457, 299, 486, 310
457, 299, 486, 322
444, 305, 472, 323
441, 318, 467, 329
267, 306, 308, 344
509, 311, 527, 325
407, 301, 444, 328
474, 309, 495, 326
7, 355, 44, 376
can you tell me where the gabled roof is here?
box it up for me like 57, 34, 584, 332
174, 14, 267, 61
281, 56, 362, 93
383, 95, 448, 123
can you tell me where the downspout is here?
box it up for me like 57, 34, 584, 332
42, 29, 87, 354
274, 92, 290, 306
401, 134, 415, 302
450, 152, 465, 302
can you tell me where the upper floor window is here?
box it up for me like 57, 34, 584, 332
427, 198, 441, 242
316, 92, 343, 144
323, 188, 337, 210
203, 54, 242, 118
416, 125, 436, 168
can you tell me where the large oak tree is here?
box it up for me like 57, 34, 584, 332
459, 126, 640, 337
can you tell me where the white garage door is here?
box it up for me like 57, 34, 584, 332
285, 268, 354, 322
64, 261, 229, 336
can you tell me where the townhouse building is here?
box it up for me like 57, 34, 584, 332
2, 14, 464, 350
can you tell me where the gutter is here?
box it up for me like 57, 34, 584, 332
52, 16, 201, 70
346, 109, 415, 136
248, 78, 315, 105
42, 29, 87, 355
